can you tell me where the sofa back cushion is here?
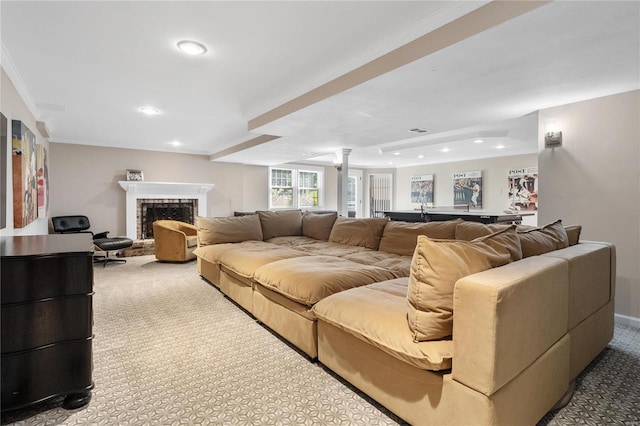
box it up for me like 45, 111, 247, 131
517, 220, 569, 257
256, 210, 303, 240
454, 221, 509, 241
407, 226, 522, 342
328, 217, 389, 250
302, 211, 338, 241
378, 220, 459, 256
196, 215, 263, 246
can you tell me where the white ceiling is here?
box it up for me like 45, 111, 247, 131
1, 1, 639, 169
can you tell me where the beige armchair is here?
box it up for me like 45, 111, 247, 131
153, 220, 198, 262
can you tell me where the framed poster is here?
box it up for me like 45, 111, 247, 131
12, 120, 37, 228
411, 174, 434, 207
453, 171, 482, 208
37, 144, 49, 218
508, 167, 538, 210
127, 169, 144, 181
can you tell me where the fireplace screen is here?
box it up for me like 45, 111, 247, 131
139, 199, 197, 239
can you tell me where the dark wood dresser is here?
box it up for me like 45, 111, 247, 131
1, 234, 94, 413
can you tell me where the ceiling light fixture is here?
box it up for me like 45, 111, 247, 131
495, 145, 506, 149
139, 106, 160, 116
169, 140, 182, 146
177, 40, 208, 55
417, 154, 424, 159
393, 152, 400, 156
474, 139, 484, 144
440, 147, 450, 153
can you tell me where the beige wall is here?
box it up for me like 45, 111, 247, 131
48, 143, 340, 236
538, 90, 640, 323
48, 143, 271, 236
0, 68, 50, 236
395, 153, 539, 226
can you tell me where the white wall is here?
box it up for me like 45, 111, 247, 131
0, 68, 50, 236
394, 153, 539, 226
538, 90, 640, 323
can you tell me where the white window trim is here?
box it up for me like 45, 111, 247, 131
268, 165, 324, 210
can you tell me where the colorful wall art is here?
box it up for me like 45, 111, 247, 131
453, 170, 482, 208
12, 120, 37, 228
508, 167, 538, 210
37, 144, 49, 218
410, 174, 434, 207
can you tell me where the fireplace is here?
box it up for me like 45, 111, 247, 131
138, 198, 198, 239
119, 181, 215, 240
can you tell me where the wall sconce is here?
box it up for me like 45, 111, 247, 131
544, 121, 562, 147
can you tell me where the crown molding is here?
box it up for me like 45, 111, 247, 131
1, 42, 41, 121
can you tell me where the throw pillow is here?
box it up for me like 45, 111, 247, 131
302, 211, 338, 241
328, 217, 389, 250
565, 225, 582, 246
256, 210, 303, 240
517, 219, 570, 257
196, 215, 263, 245
407, 226, 521, 342
378, 220, 459, 256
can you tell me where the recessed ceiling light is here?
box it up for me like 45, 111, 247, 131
169, 140, 182, 146
177, 40, 207, 55
139, 106, 160, 116
440, 147, 450, 153
474, 139, 484, 144
495, 145, 506, 149
387, 161, 393, 165
393, 152, 400, 156
417, 154, 424, 159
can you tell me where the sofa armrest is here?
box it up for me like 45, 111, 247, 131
452, 256, 568, 397
177, 222, 198, 236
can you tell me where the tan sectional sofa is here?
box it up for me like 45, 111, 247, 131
193, 210, 615, 425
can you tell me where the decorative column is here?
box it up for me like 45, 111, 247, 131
336, 149, 352, 217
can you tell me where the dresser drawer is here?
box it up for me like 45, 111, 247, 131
1, 338, 93, 410
1, 254, 93, 303
1, 295, 93, 353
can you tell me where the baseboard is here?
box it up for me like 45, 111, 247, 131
614, 313, 640, 329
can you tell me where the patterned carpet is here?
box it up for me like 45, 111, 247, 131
2, 255, 639, 425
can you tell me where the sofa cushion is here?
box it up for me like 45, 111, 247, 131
313, 278, 453, 371
343, 251, 412, 278
193, 240, 273, 264
517, 220, 569, 257
254, 255, 396, 306
454, 221, 509, 241
407, 226, 521, 342
186, 235, 198, 248
378, 220, 459, 256
302, 211, 338, 241
218, 246, 307, 280
256, 210, 303, 240
328, 217, 389, 250
196, 215, 263, 245
565, 225, 582, 246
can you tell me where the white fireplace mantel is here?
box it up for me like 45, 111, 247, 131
118, 181, 214, 240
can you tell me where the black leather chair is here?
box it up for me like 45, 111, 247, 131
51, 215, 133, 267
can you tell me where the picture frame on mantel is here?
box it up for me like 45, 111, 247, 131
126, 169, 144, 181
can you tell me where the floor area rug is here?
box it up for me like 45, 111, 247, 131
2, 255, 639, 425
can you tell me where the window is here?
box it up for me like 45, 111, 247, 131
269, 166, 323, 209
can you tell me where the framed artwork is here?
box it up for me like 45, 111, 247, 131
1, 113, 7, 229
12, 120, 37, 228
410, 174, 434, 207
453, 171, 482, 208
37, 144, 49, 218
508, 167, 538, 210
127, 169, 144, 181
